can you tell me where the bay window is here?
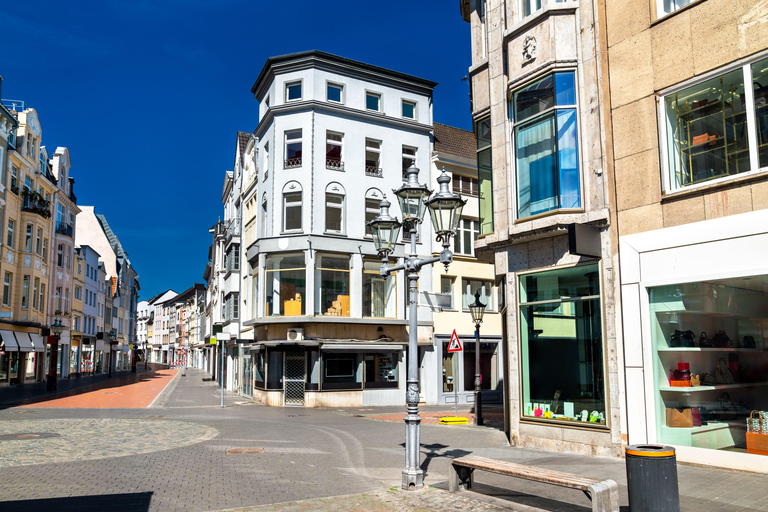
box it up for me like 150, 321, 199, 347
315, 254, 350, 317
513, 72, 580, 219
265, 253, 306, 316
662, 56, 768, 191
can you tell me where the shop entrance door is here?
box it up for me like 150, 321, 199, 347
284, 349, 305, 406
242, 351, 253, 398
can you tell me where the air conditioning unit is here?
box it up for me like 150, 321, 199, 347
287, 328, 303, 341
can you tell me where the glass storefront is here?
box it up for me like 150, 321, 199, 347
519, 264, 606, 425
363, 352, 399, 388
441, 338, 502, 401
650, 274, 768, 454
315, 254, 350, 316
266, 253, 306, 316
24, 352, 37, 379
362, 259, 396, 318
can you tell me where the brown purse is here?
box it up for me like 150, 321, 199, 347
666, 407, 693, 428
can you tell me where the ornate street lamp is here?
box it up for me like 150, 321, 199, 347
469, 291, 487, 426
46, 318, 64, 392
367, 165, 465, 490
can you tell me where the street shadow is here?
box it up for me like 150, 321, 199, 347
432, 481, 593, 511
0, 491, 153, 512
398, 441, 472, 477
0, 367, 171, 410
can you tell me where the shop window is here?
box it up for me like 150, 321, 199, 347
462, 341, 500, 391
519, 264, 605, 425
462, 278, 493, 311
254, 351, 265, 388
315, 254, 350, 317
363, 259, 396, 318
662, 56, 768, 191
650, 274, 768, 455
513, 72, 580, 218
475, 117, 493, 235
265, 253, 306, 316
364, 353, 399, 388
323, 353, 361, 389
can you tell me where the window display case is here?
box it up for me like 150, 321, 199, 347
650, 276, 768, 454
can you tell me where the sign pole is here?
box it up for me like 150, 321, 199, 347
454, 352, 458, 417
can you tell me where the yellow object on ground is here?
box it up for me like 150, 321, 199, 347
439, 416, 470, 424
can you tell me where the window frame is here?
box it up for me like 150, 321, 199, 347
285, 81, 302, 102
365, 91, 382, 112
402, 145, 417, 180
401, 99, 417, 120
658, 54, 767, 193
324, 189, 345, 235
454, 218, 480, 256
284, 129, 302, 169
365, 138, 382, 177
511, 70, 582, 219
6, 219, 14, 249
3, 272, 11, 306
325, 131, 344, 171
326, 82, 344, 104
461, 277, 494, 312
21, 275, 29, 308
282, 186, 303, 233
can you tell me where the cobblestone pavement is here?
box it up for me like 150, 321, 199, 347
1, 367, 768, 512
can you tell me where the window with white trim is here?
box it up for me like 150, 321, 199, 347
452, 174, 478, 196
402, 100, 416, 120
454, 218, 479, 256
327, 82, 343, 103
284, 130, 302, 168
326, 131, 343, 170
365, 139, 382, 177
285, 81, 302, 102
325, 191, 344, 234
366, 92, 381, 112
659, 0, 693, 16
402, 146, 417, 180
661, 55, 768, 191
365, 189, 382, 236
282, 183, 303, 232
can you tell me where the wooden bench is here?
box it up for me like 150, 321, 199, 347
449, 455, 619, 512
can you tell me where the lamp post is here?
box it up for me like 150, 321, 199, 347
144, 341, 148, 370
46, 318, 64, 392
368, 165, 465, 490
469, 291, 487, 426
131, 339, 137, 373
107, 332, 115, 378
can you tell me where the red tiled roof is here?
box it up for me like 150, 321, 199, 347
434, 123, 476, 160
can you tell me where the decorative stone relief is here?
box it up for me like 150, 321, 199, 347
35, 258, 41, 270
42, 267, 46, 277
24, 255, 31, 268
523, 35, 537, 63
57, 272, 63, 280
5, 251, 12, 264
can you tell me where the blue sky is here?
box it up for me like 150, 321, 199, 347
0, 1, 472, 300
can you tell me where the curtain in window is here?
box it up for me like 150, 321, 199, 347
517, 116, 557, 218
557, 109, 580, 209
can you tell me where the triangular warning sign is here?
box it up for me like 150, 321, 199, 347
447, 330, 463, 352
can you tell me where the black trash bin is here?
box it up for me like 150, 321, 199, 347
625, 444, 680, 512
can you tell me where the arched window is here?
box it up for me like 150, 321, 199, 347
282, 182, 302, 232
325, 182, 346, 234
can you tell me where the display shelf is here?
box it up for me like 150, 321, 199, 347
659, 382, 768, 393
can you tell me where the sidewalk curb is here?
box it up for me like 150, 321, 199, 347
148, 368, 181, 408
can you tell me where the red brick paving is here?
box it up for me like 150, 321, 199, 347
15, 368, 177, 408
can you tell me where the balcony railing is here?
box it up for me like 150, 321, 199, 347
326, 158, 344, 171
56, 222, 74, 237
226, 220, 241, 237
21, 191, 52, 219
284, 156, 302, 169
365, 166, 382, 178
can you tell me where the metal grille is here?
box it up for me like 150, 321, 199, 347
284, 351, 305, 406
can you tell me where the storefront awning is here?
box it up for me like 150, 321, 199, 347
14, 332, 35, 352
59, 331, 70, 346
256, 340, 320, 348
29, 333, 45, 352
0, 330, 19, 351
321, 342, 405, 353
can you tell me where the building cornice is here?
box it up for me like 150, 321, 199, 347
253, 100, 433, 139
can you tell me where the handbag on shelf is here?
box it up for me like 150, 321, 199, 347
699, 331, 713, 348
742, 335, 756, 349
712, 330, 731, 348
714, 358, 735, 385
666, 407, 693, 428
690, 374, 701, 387
700, 372, 716, 386
670, 330, 695, 348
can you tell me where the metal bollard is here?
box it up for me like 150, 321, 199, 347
625, 444, 680, 512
